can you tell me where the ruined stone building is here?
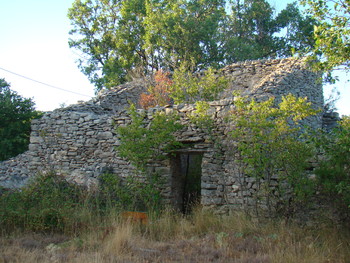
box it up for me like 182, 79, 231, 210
0, 58, 329, 213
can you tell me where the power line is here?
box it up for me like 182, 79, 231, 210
0, 66, 92, 98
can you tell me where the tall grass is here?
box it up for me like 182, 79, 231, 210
1, 208, 349, 262
0, 172, 98, 234
96, 209, 350, 263
0, 171, 157, 235
1, 172, 349, 262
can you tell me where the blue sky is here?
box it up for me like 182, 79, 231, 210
0, 0, 95, 110
0, 0, 349, 115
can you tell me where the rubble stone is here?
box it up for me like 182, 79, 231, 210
0, 58, 334, 212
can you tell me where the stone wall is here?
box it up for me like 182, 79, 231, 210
0, 57, 326, 212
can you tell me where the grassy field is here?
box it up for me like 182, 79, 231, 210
1, 208, 349, 263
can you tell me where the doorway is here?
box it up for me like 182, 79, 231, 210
170, 152, 203, 213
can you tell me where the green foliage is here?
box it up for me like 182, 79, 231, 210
116, 104, 184, 212
143, 0, 226, 70
68, 0, 316, 90
137, 66, 225, 143
301, 0, 350, 72
0, 170, 164, 233
0, 79, 42, 161
190, 101, 213, 128
230, 94, 318, 214
68, 0, 149, 90
170, 65, 228, 104
0, 172, 86, 232
98, 172, 162, 212
315, 117, 350, 213
224, 0, 316, 62
189, 101, 218, 144
116, 104, 183, 170
275, 2, 317, 57
97, 171, 127, 209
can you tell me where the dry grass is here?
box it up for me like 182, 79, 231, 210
1, 208, 349, 263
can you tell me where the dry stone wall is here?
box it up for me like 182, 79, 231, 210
0, 58, 326, 212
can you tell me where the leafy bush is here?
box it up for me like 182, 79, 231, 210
230, 94, 318, 215
170, 65, 228, 104
0, 172, 86, 233
116, 104, 183, 171
115, 105, 184, 212
0, 170, 164, 234
139, 70, 173, 109
315, 116, 350, 217
98, 172, 162, 212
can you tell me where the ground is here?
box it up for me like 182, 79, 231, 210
1, 210, 349, 263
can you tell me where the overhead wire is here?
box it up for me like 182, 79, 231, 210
0, 66, 92, 98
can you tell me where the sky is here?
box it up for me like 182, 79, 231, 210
0, 0, 95, 111
0, 0, 349, 115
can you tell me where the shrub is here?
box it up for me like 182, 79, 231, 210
139, 70, 173, 109
115, 105, 184, 211
230, 94, 318, 216
0, 172, 86, 233
116, 104, 183, 171
0, 170, 165, 234
170, 65, 228, 104
98, 172, 162, 212
315, 116, 350, 219
139, 64, 229, 109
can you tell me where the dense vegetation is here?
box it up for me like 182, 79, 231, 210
302, 0, 350, 73
68, 0, 316, 90
0, 79, 41, 161
1, 167, 350, 262
314, 116, 350, 215
1, 204, 350, 262
0, 170, 163, 233
230, 95, 318, 216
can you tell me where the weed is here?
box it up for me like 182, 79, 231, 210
0, 207, 349, 262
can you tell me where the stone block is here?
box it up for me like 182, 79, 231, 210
30, 136, 43, 144
201, 183, 217, 189
28, 144, 39, 151
86, 138, 98, 145
232, 184, 240, 192
154, 167, 171, 175
97, 131, 113, 139
202, 189, 217, 196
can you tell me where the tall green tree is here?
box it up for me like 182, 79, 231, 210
68, 0, 316, 90
223, 0, 316, 63
224, 0, 278, 62
68, 0, 226, 89
301, 0, 350, 72
275, 3, 317, 57
0, 79, 41, 161
143, 0, 226, 70
68, 0, 127, 90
